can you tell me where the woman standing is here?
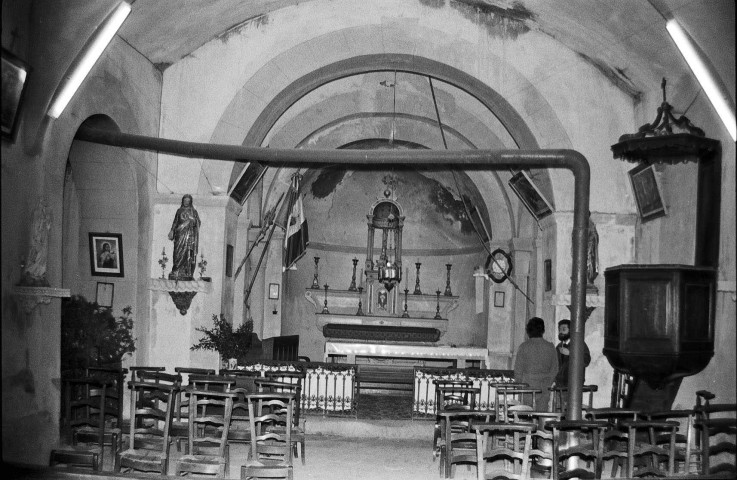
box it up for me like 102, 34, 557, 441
168, 194, 201, 279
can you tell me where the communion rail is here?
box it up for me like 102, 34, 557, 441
238, 360, 357, 417
412, 367, 515, 419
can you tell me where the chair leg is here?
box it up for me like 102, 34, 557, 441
301, 441, 306, 465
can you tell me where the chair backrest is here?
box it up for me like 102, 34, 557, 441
621, 419, 679, 477
693, 402, 737, 477
220, 369, 263, 394
548, 419, 608, 480
129, 366, 166, 381
175, 367, 216, 375
549, 384, 598, 413
183, 387, 237, 459
434, 379, 477, 412
126, 378, 179, 453
246, 392, 295, 465
64, 377, 109, 449
475, 422, 536, 480
512, 411, 564, 470
495, 386, 539, 421
262, 370, 306, 423
646, 409, 699, 475
85, 366, 127, 429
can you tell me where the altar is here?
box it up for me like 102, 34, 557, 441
324, 341, 491, 369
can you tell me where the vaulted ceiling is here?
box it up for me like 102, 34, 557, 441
118, 0, 734, 105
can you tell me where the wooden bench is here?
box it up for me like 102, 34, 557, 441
356, 364, 415, 395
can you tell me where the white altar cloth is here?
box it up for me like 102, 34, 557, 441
324, 342, 490, 368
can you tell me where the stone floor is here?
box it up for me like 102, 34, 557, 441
356, 393, 414, 420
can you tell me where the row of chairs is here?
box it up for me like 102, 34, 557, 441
435, 383, 736, 479
50, 365, 307, 478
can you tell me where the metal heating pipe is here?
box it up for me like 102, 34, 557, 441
76, 124, 591, 420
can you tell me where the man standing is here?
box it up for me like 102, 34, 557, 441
555, 319, 592, 389
513, 317, 558, 410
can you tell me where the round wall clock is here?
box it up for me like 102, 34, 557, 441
485, 248, 513, 283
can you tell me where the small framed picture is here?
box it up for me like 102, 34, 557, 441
96, 282, 114, 308
494, 291, 505, 308
89, 232, 124, 277
629, 163, 667, 222
508, 170, 554, 221
268, 283, 280, 300
544, 259, 552, 292
2, 48, 31, 142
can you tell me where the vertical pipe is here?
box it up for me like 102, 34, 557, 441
565, 153, 590, 421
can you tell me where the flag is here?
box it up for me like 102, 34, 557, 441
284, 174, 309, 271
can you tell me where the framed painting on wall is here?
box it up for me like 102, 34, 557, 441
494, 291, 505, 308
628, 163, 667, 222
508, 170, 554, 221
1, 48, 31, 142
89, 232, 124, 277
96, 282, 114, 308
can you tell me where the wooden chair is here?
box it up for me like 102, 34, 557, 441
241, 392, 295, 480
494, 385, 539, 422
435, 379, 478, 412
512, 411, 564, 478
255, 377, 307, 465
85, 366, 128, 430
173, 374, 236, 452
474, 422, 536, 480
221, 368, 263, 393
549, 384, 598, 414
439, 410, 496, 478
174, 387, 238, 478
548, 419, 607, 480
116, 377, 180, 475
646, 409, 700, 474
693, 401, 737, 477
621, 419, 679, 477
586, 407, 641, 477
50, 377, 117, 471
433, 380, 480, 461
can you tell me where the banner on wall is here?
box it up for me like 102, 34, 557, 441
283, 174, 309, 271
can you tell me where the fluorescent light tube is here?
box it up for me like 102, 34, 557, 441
47, 2, 131, 119
666, 19, 736, 141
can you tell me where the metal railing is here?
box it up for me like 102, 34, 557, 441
238, 361, 356, 417
412, 367, 515, 419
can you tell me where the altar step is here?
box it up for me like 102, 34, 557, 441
355, 364, 415, 396
308, 414, 431, 440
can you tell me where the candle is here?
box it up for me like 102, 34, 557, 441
359, 269, 363, 288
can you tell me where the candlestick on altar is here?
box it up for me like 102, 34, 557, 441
322, 283, 330, 314
402, 287, 410, 318
311, 257, 321, 289
434, 289, 442, 319
414, 262, 422, 295
356, 286, 364, 316
348, 258, 358, 291
444, 264, 453, 296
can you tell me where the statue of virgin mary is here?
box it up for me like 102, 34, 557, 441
168, 194, 201, 280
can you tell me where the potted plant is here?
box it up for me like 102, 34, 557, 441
191, 314, 253, 368
61, 295, 136, 376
